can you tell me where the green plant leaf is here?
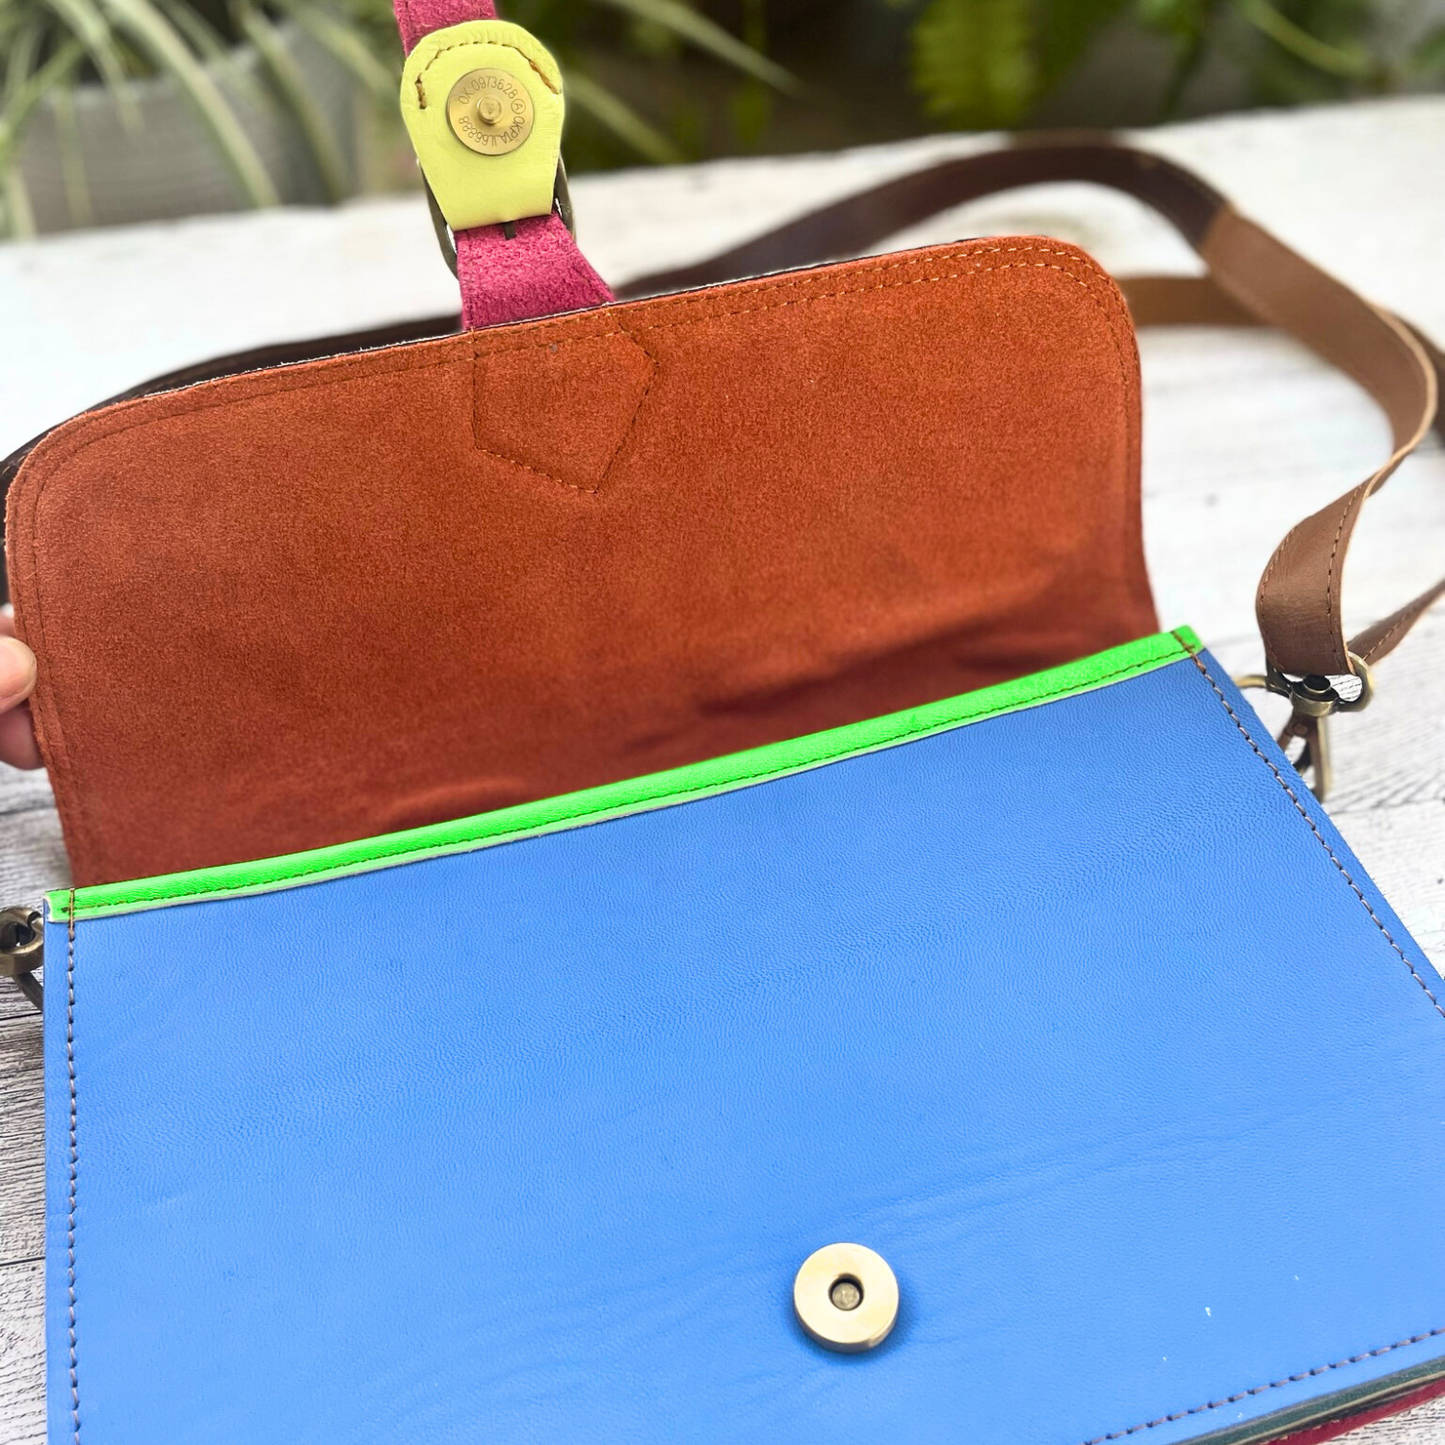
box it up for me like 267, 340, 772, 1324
1408, 23, 1445, 76
1229, 0, 1372, 78
234, 0, 350, 201
1036, 0, 1128, 88
153, 0, 272, 111
51, 85, 95, 225
95, 0, 280, 205
1135, 0, 1219, 116
0, 29, 85, 235
911, 0, 1036, 127
1135, 0, 1208, 33
593, 0, 800, 94
273, 0, 397, 98
151, 0, 232, 61
1, 19, 45, 108
1, 30, 86, 144
565, 66, 684, 163
2, 165, 38, 237
39, 0, 141, 127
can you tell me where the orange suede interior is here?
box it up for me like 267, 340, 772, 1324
6, 238, 1156, 885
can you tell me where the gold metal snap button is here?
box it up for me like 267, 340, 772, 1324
446, 68, 535, 155
793, 1243, 899, 1352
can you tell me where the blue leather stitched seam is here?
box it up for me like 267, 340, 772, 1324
54, 636, 1192, 921
66, 891, 80, 1444
1076, 649, 1445, 1445
1079, 1328, 1445, 1445
1186, 649, 1445, 1025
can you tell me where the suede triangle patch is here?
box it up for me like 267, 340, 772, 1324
471, 324, 656, 494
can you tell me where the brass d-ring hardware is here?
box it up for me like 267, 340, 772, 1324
424, 158, 575, 278
0, 905, 43, 1010
1233, 652, 1373, 800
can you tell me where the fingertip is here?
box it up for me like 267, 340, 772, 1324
0, 635, 35, 706
0, 702, 42, 770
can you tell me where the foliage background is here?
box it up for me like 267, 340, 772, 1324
1, 0, 1442, 236
564, 0, 1445, 168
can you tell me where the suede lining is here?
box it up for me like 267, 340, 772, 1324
6, 237, 1155, 884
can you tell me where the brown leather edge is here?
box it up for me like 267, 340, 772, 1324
0, 312, 461, 604
616, 141, 1225, 301
1200, 209, 1439, 676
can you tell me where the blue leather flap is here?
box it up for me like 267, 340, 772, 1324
45, 647, 1445, 1444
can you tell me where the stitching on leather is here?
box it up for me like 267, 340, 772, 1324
413, 37, 557, 108
1206, 232, 1427, 676
66, 893, 80, 1442
17, 240, 1134, 877
469, 327, 659, 493
1186, 648, 1445, 1022
1078, 646, 1445, 1445
1204, 231, 1423, 419
76, 644, 1187, 912
1365, 608, 1416, 661
465, 243, 1123, 357
636, 261, 1126, 339
471, 444, 599, 494
593, 325, 659, 485
1362, 586, 1445, 662
1323, 492, 1361, 672
59, 637, 1445, 1445
13, 451, 93, 881
1364, 616, 1407, 659
24, 243, 1125, 477
463, 248, 1132, 490
1079, 1327, 1445, 1445
642, 242, 1107, 322
1258, 533, 1287, 596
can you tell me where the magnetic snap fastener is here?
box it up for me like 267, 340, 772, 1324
446, 68, 535, 155
400, 19, 565, 232
793, 1243, 898, 1352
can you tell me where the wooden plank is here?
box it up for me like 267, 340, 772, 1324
0, 1260, 43, 1445
0, 1016, 42, 1269
1375, 1395, 1445, 1444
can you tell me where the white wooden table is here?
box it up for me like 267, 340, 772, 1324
0, 97, 1442, 1442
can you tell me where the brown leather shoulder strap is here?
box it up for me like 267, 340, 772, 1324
619, 139, 1444, 682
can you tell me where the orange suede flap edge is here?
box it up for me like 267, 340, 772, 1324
6, 237, 1154, 885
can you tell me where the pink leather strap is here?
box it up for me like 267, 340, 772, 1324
394, 0, 490, 53
395, 0, 612, 328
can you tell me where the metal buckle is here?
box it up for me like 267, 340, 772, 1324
1233, 653, 1373, 801
0, 905, 43, 1011
425, 159, 574, 279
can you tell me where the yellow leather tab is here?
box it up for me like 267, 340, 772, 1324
400, 20, 564, 233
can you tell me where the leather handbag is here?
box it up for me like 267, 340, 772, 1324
2, 8, 1441, 889
5, 7, 1445, 1441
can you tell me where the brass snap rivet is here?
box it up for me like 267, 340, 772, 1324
446, 68, 535, 156
794, 1243, 898, 1352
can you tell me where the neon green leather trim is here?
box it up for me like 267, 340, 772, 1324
399, 20, 564, 232
49, 628, 1201, 924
